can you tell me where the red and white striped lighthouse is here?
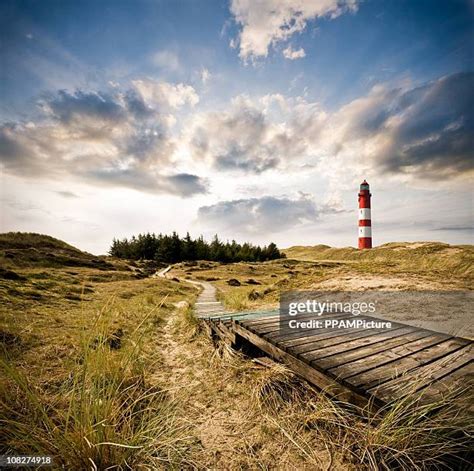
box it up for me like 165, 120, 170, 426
358, 180, 372, 249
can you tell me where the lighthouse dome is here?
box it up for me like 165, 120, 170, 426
360, 180, 370, 190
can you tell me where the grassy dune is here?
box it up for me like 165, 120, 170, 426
284, 242, 474, 282
1, 234, 473, 469
171, 241, 473, 316
0, 233, 199, 468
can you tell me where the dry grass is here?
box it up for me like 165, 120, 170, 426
0, 246, 199, 468
1, 269, 472, 469
1, 303, 192, 469
1, 234, 472, 469
218, 289, 251, 311
284, 242, 474, 287
246, 360, 473, 470
163, 307, 474, 470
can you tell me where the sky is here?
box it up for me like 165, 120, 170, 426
1, 0, 473, 254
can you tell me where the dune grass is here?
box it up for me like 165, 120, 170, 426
1, 302, 190, 469
218, 288, 251, 311
1, 269, 471, 469
284, 242, 474, 283
0, 253, 199, 468
247, 360, 473, 470
1, 234, 472, 469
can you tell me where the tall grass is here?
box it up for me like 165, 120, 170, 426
351, 388, 474, 470
172, 304, 202, 340
0, 300, 191, 469
250, 363, 473, 470
219, 289, 250, 311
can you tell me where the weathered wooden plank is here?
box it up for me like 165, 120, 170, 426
215, 311, 266, 321
232, 321, 377, 410
213, 321, 236, 344
347, 337, 470, 389
369, 344, 474, 403
329, 334, 450, 380
315, 328, 428, 371
199, 314, 228, 321
295, 327, 405, 357
238, 314, 282, 326
277, 326, 368, 348
201, 319, 213, 339
303, 327, 418, 364
264, 312, 356, 339
248, 312, 361, 336
196, 304, 225, 311
417, 361, 474, 408
197, 311, 227, 318
273, 327, 368, 351
242, 312, 323, 331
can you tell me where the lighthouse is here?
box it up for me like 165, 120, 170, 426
358, 180, 372, 249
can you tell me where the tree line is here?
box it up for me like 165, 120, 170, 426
109, 232, 285, 263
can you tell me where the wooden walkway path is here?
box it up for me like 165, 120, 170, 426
190, 280, 473, 411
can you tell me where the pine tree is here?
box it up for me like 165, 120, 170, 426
109, 232, 283, 263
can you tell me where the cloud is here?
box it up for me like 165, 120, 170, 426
186, 72, 473, 184
229, 0, 358, 61
85, 169, 208, 196
151, 50, 181, 72
282, 45, 306, 60
324, 72, 474, 181
0, 80, 207, 197
41, 89, 127, 125
432, 225, 474, 232
55, 191, 79, 198
197, 194, 318, 233
186, 94, 322, 173
200, 67, 211, 84
2, 70, 471, 204
131, 79, 199, 109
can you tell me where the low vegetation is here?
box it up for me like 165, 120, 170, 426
1, 233, 472, 469
0, 233, 198, 468
284, 242, 474, 286
170, 242, 473, 318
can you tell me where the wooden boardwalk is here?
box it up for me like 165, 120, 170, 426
193, 285, 473, 411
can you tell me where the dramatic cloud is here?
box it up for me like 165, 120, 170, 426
131, 80, 199, 109
282, 45, 306, 60
42, 89, 126, 125
197, 194, 318, 233
186, 94, 323, 173
0, 81, 207, 196
230, 0, 358, 61
2, 70, 471, 204
186, 72, 473, 183
325, 71, 474, 180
